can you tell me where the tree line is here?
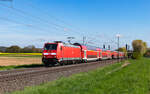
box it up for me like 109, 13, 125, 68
0, 45, 42, 53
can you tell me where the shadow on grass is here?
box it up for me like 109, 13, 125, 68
14, 64, 44, 69
0, 64, 44, 70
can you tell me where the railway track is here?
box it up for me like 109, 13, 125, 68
0, 59, 125, 94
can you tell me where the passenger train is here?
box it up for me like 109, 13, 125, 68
42, 41, 124, 66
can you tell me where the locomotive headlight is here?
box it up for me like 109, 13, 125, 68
43, 53, 49, 55
51, 53, 56, 55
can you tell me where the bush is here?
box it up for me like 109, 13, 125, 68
132, 40, 147, 59
132, 52, 142, 59
5, 45, 21, 53
144, 48, 150, 57
21, 45, 42, 53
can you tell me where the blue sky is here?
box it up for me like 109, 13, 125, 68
0, 0, 150, 49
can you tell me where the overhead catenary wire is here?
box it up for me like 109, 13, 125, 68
26, 1, 75, 28
0, 17, 64, 47
0, 2, 99, 42
0, 3, 84, 38
0, 2, 117, 47
0, 3, 63, 30
0, 4, 81, 42
19, 1, 100, 44
0, 16, 54, 32
0, 6, 62, 32
0, 3, 93, 45
25, 1, 87, 35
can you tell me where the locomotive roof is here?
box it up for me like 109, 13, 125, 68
63, 43, 80, 48
45, 42, 80, 48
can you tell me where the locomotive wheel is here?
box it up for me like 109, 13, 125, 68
83, 60, 87, 63
85, 60, 88, 63
72, 61, 76, 64
51, 64, 55, 67
112, 55, 114, 59
59, 62, 64, 66
44, 63, 50, 67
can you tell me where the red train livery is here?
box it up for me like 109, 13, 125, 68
42, 41, 125, 66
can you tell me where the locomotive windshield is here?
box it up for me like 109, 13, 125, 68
44, 44, 57, 50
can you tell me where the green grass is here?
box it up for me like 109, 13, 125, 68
9, 58, 150, 94
0, 64, 44, 71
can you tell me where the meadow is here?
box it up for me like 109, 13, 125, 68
9, 58, 150, 94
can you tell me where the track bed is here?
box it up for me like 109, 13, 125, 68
0, 59, 125, 94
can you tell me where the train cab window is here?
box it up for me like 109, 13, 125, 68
44, 44, 57, 50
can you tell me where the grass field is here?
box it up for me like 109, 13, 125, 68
0, 53, 42, 66
9, 58, 150, 94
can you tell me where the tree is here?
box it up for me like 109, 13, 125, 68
132, 40, 147, 59
5, 45, 21, 53
143, 42, 147, 54
21, 45, 35, 53
0, 46, 7, 52
21, 45, 42, 53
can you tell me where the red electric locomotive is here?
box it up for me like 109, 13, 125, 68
42, 42, 82, 66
